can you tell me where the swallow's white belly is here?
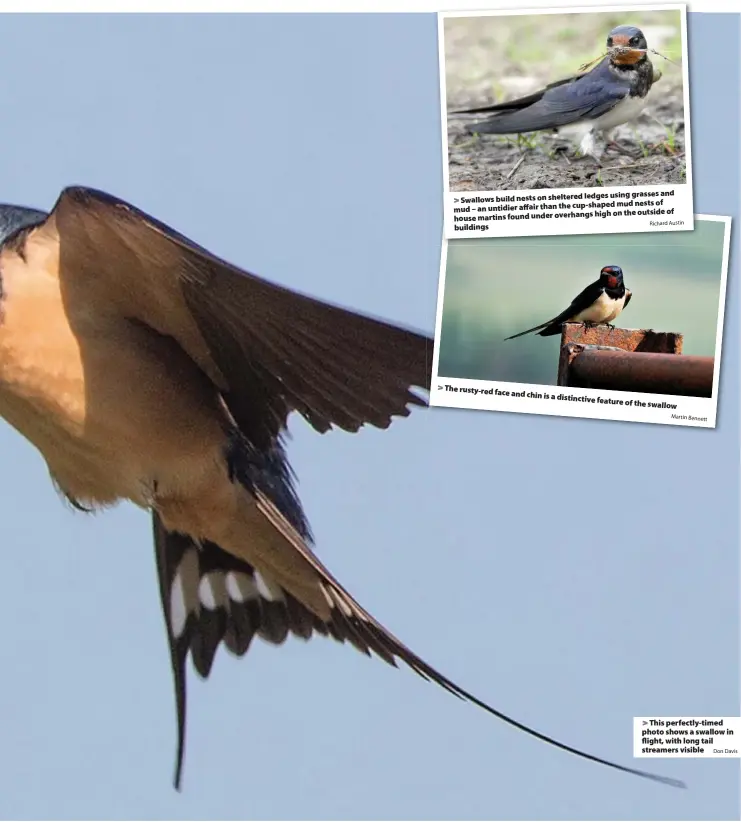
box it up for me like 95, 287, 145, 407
592, 93, 649, 132
569, 290, 626, 324
559, 93, 648, 159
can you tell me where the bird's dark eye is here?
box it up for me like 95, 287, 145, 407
630, 36, 639, 45
607, 37, 613, 46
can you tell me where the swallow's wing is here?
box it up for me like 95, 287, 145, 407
557, 279, 606, 319
504, 281, 603, 340
467, 65, 630, 134
41, 187, 679, 792
624, 289, 632, 309
451, 74, 578, 115
503, 302, 579, 340
47, 186, 431, 450
154, 483, 684, 792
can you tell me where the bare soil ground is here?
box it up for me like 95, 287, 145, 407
443, 12, 687, 191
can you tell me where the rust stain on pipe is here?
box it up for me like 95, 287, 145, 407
560, 324, 683, 354
568, 349, 714, 398
557, 324, 684, 387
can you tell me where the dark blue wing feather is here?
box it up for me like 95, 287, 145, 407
468, 60, 630, 134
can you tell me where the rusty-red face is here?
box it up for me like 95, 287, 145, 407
601, 266, 623, 289
607, 29, 646, 65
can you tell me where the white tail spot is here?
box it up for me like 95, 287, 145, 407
198, 571, 228, 610
255, 571, 285, 602
170, 548, 200, 638
225, 571, 259, 604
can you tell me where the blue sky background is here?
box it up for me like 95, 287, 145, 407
0, 13, 737, 821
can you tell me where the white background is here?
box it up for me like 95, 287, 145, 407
430, 214, 731, 428
439, 4, 694, 238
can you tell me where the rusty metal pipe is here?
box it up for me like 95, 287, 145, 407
568, 349, 714, 398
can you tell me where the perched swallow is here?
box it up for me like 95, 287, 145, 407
505, 265, 632, 340
0, 188, 676, 790
455, 25, 659, 160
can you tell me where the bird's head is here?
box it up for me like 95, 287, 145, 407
0, 204, 47, 248
600, 265, 624, 289
606, 25, 648, 66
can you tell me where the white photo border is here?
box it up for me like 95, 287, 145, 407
438, 4, 694, 239
429, 214, 732, 428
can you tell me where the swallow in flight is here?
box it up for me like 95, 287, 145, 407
0, 188, 677, 790
455, 25, 660, 160
505, 265, 632, 340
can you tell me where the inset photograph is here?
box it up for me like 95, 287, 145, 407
430, 216, 730, 428
439, 5, 694, 239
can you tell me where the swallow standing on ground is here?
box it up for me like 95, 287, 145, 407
455, 25, 659, 161
0, 188, 677, 790
505, 265, 632, 340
